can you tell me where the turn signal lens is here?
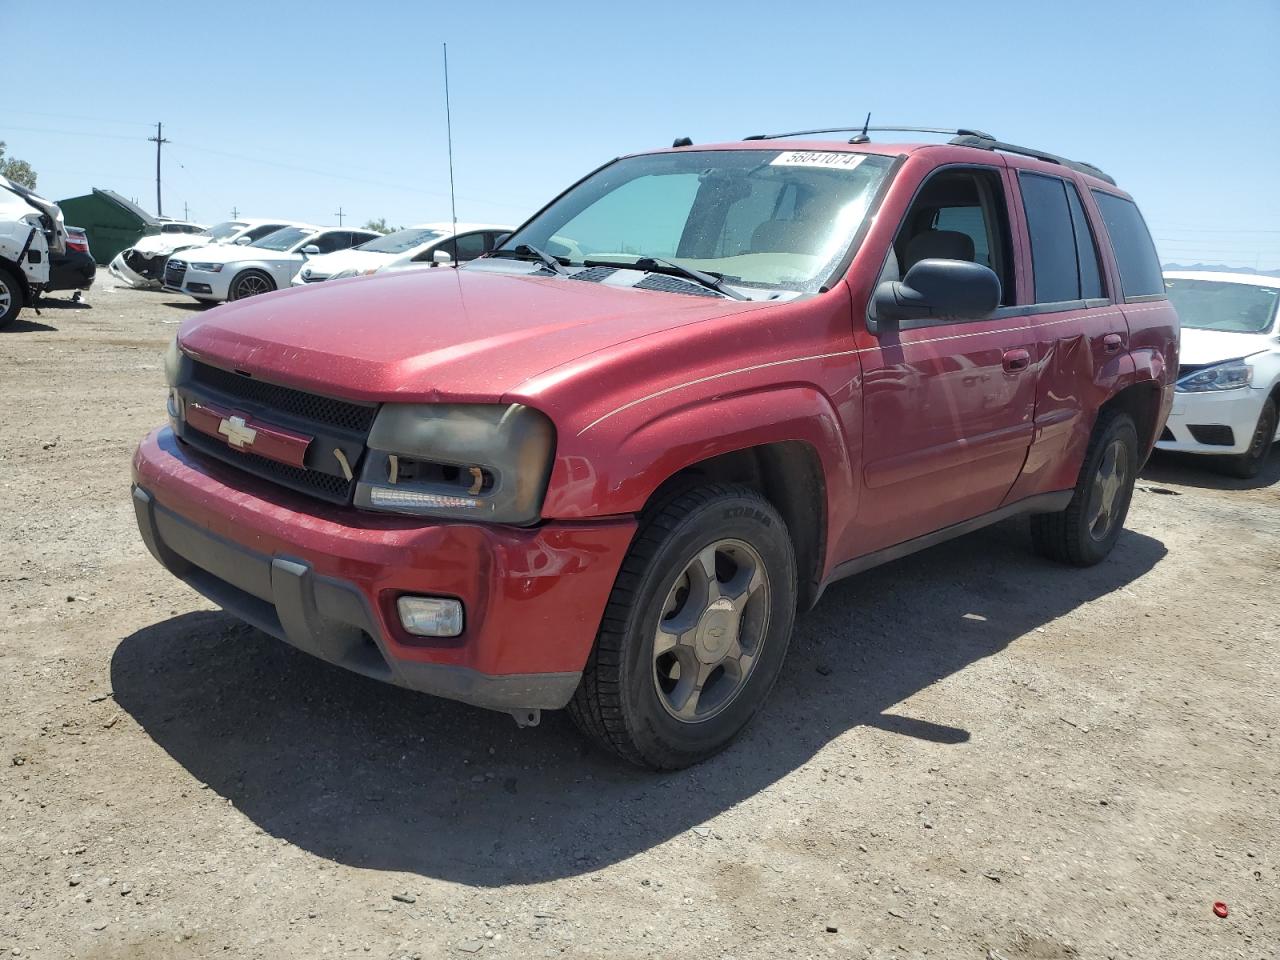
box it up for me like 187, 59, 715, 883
397, 596, 464, 638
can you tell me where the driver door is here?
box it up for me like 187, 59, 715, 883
852, 163, 1037, 554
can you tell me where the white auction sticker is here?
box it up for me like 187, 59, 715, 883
769, 151, 866, 170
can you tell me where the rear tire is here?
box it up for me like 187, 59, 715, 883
1031, 410, 1139, 566
568, 484, 797, 770
1217, 398, 1276, 479
228, 269, 275, 301
0, 266, 24, 330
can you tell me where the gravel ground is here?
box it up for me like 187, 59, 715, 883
2, 277, 1277, 960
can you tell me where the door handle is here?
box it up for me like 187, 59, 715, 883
1103, 333, 1125, 353
1002, 348, 1031, 373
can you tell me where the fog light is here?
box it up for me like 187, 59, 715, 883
397, 596, 464, 637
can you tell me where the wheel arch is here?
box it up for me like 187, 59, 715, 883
1099, 378, 1164, 460
547, 386, 853, 611
0, 256, 31, 298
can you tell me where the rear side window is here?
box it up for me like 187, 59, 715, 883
1019, 172, 1079, 303
1064, 182, 1104, 300
1091, 191, 1164, 299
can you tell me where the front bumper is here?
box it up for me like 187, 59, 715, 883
164, 266, 229, 300
132, 428, 636, 712
1155, 386, 1269, 456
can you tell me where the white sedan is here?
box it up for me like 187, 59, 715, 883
165, 224, 380, 302
291, 222, 510, 286
110, 218, 303, 288
1158, 270, 1280, 477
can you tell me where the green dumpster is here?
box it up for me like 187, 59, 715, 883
56, 189, 159, 265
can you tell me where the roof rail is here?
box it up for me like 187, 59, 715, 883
744, 125, 994, 142
948, 133, 1116, 185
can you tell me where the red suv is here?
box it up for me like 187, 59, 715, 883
132, 127, 1177, 769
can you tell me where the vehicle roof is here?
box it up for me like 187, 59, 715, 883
1164, 270, 1280, 287
640, 138, 1124, 193
413, 221, 510, 233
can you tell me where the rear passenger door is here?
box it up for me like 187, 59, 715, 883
1001, 168, 1129, 502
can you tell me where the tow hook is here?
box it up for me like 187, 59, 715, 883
510, 708, 541, 728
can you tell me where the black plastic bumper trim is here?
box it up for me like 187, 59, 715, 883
131, 485, 581, 712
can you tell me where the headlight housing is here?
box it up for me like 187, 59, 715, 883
1176, 358, 1253, 393
329, 268, 377, 280
355, 404, 555, 525
190, 262, 224, 273
163, 336, 187, 428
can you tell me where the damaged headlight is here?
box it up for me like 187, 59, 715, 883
163, 336, 187, 428
1176, 358, 1253, 393
355, 404, 555, 525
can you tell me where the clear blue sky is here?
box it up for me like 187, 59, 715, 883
7, 0, 1279, 268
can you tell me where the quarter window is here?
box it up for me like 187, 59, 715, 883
1091, 191, 1164, 299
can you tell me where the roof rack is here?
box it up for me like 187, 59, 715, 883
744, 125, 994, 142
947, 133, 1115, 185
739, 124, 1116, 186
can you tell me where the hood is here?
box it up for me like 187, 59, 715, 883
171, 242, 295, 265
1179, 327, 1278, 367
132, 232, 215, 256
178, 267, 767, 403
299, 248, 390, 277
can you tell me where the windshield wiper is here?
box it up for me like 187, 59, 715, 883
584, 256, 747, 301
489, 243, 568, 275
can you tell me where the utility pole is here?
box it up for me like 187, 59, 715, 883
231, 206, 239, 219
183, 201, 190, 221
147, 122, 169, 217
333, 206, 345, 226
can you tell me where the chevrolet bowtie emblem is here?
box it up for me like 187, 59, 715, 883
218, 415, 258, 448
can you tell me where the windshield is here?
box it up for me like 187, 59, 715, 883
357, 228, 445, 254
1166, 277, 1280, 334
204, 221, 245, 240
251, 226, 312, 252
499, 149, 894, 293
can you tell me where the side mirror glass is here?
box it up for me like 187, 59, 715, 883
873, 259, 1001, 329
492, 233, 511, 248
300, 244, 321, 257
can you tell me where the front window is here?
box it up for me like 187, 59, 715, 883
203, 221, 245, 240
1165, 278, 1280, 334
251, 226, 313, 252
498, 149, 894, 294
357, 228, 446, 254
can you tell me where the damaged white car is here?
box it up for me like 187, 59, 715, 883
1, 174, 67, 329
109, 218, 301, 289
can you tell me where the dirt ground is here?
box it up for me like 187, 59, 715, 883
2, 276, 1277, 960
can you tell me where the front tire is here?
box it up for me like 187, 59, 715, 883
1218, 398, 1276, 479
1031, 410, 1139, 566
0, 266, 25, 330
228, 269, 275, 301
568, 484, 797, 769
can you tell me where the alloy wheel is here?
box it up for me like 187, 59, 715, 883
1087, 438, 1129, 541
234, 274, 271, 299
0, 277, 12, 316
652, 539, 770, 723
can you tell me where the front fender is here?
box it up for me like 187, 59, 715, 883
542, 384, 856, 530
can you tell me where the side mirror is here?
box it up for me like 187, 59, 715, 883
300, 244, 321, 257
493, 233, 511, 248
430, 248, 453, 265
234, 236, 252, 245
873, 259, 1001, 328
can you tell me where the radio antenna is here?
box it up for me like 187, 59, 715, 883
443, 42, 459, 250
849, 112, 872, 144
